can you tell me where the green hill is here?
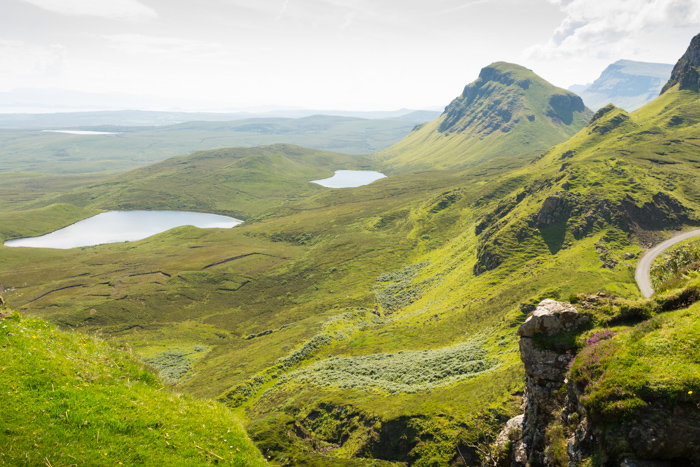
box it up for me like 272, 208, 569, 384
15, 144, 378, 222
375, 62, 592, 173
0, 307, 267, 466
0, 115, 417, 175
2, 37, 700, 467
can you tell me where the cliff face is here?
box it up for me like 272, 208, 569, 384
496, 298, 700, 467
570, 59, 673, 111
661, 32, 700, 94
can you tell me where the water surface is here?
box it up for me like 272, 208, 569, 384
4, 210, 242, 249
311, 170, 386, 188
42, 130, 118, 135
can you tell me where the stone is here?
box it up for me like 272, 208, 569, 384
536, 196, 568, 227
493, 415, 525, 467
517, 299, 585, 337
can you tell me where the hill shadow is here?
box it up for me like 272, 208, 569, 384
538, 221, 568, 254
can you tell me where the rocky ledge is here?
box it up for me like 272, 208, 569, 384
493, 298, 700, 467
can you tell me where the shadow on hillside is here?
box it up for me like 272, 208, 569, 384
539, 221, 567, 254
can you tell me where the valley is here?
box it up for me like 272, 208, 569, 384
2, 35, 700, 467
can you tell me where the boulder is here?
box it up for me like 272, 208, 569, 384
517, 299, 585, 337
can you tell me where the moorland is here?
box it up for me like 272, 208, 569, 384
1, 37, 700, 467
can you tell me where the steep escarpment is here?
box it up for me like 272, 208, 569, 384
376, 62, 592, 173
495, 295, 700, 466
571, 59, 673, 111
661, 32, 700, 94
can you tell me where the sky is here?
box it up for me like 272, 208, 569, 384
0, 0, 699, 112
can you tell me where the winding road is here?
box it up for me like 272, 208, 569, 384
635, 228, 700, 298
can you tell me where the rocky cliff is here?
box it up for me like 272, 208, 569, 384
661, 32, 700, 94
570, 60, 673, 111
495, 298, 700, 467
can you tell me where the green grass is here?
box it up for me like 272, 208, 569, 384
28, 144, 380, 220
1, 62, 700, 465
0, 116, 417, 174
375, 62, 592, 173
570, 300, 700, 421
650, 239, 700, 291
0, 308, 267, 466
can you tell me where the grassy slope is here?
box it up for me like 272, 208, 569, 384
0, 156, 637, 465
0, 84, 699, 465
375, 62, 592, 173
0, 308, 267, 466
7, 144, 378, 222
0, 116, 415, 174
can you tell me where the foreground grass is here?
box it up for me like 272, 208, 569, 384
0, 308, 267, 467
571, 292, 700, 421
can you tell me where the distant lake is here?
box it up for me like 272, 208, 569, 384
42, 130, 118, 135
4, 211, 242, 249
311, 170, 386, 188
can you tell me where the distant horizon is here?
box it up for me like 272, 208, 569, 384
0, 56, 678, 115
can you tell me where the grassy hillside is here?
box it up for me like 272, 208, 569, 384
375, 62, 593, 173
0, 307, 267, 466
1, 45, 700, 465
0, 115, 416, 174
10, 144, 378, 221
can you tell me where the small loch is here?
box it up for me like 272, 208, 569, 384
4, 211, 242, 249
311, 170, 386, 188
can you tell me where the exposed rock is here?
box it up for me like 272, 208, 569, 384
517, 299, 585, 337
661, 32, 700, 94
536, 196, 569, 227
499, 296, 700, 466
618, 192, 693, 233
493, 415, 525, 467
496, 300, 588, 466
549, 94, 585, 112
590, 103, 617, 124
473, 243, 502, 276
571, 60, 673, 112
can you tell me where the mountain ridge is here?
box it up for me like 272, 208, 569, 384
375, 62, 592, 173
569, 59, 674, 112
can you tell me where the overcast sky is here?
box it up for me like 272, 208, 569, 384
1, 0, 699, 111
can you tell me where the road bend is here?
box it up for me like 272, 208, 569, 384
635, 228, 700, 298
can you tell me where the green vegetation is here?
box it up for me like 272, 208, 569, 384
279, 335, 499, 393
570, 292, 700, 421
0, 308, 266, 466
1, 45, 700, 465
650, 239, 700, 292
24, 144, 378, 220
0, 116, 417, 174
376, 62, 593, 173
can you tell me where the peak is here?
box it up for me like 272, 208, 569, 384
661, 32, 700, 94
478, 62, 537, 83
438, 62, 586, 134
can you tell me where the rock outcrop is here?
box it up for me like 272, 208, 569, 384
494, 298, 700, 467
661, 32, 700, 94
496, 299, 587, 466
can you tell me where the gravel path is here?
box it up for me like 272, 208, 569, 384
635, 228, 700, 298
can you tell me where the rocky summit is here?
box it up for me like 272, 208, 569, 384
662, 32, 700, 93
375, 62, 593, 172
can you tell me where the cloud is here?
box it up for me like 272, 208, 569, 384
21, 0, 157, 21
102, 34, 231, 62
525, 0, 700, 60
0, 40, 66, 88
276, 0, 290, 20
